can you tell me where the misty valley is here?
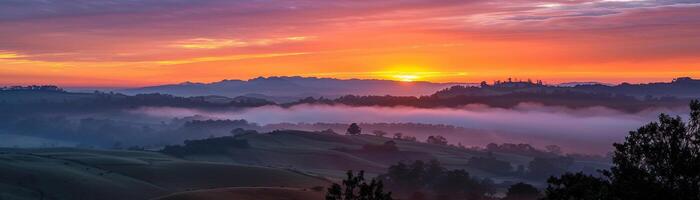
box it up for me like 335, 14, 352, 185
3, 0, 700, 199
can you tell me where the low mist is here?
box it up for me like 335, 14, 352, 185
132, 104, 687, 154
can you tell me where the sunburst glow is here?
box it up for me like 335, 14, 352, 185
394, 74, 420, 82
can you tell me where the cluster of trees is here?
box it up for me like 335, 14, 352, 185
464, 154, 574, 179
0, 88, 275, 115
485, 143, 560, 158
503, 183, 542, 200
392, 133, 417, 142
426, 135, 448, 145
0, 85, 64, 92
326, 171, 393, 200
284, 91, 687, 113
265, 122, 480, 142
541, 100, 700, 200
347, 123, 450, 146
377, 160, 496, 200
438, 77, 700, 100
328, 167, 543, 200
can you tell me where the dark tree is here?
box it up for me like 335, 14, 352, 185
426, 135, 448, 145
504, 182, 541, 200
326, 170, 393, 200
543, 100, 700, 200
607, 100, 700, 200
542, 172, 610, 200
380, 160, 495, 199
347, 123, 362, 135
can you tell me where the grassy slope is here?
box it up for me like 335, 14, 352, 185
0, 132, 611, 200
186, 132, 490, 178
0, 148, 330, 200
153, 187, 325, 200
186, 131, 610, 183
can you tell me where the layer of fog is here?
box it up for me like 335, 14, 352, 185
132, 104, 688, 154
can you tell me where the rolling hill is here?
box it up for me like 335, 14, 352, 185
0, 148, 330, 200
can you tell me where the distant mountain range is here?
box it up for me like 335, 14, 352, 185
119, 76, 471, 102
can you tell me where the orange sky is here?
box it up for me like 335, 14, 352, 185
0, 0, 699, 87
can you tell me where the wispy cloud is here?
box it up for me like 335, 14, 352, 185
155, 52, 311, 65
171, 36, 313, 49
1, 0, 699, 86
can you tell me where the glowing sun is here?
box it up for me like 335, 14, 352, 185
393, 74, 420, 82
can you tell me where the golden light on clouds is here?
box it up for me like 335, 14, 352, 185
172, 36, 313, 49
173, 38, 249, 49
1, 0, 699, 87
0, 51, 24, 59
155, 52, 311, 65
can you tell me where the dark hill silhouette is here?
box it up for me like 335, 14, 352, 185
0, 88, 275, 114
284, 78, 698, 112
435, 77, 700, 99
120, 76, 468, 102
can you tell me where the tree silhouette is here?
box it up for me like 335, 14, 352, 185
543, 172, 609, 200
347, 123, 362, 135
543, 100, 700, 200
504, 182, 541, 200
607, 100, 700, 200
426, 135, 447, 145
326, 170, 393, 200
379, 160, 495, 199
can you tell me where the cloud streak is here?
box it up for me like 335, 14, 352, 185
1, 0, 699, 86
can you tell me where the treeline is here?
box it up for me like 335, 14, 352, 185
330, 160, 544, 200
0, 85, 64, 92
379, 160, 497, 199
284, 91, 687, 113
280, 78, 700, 112
437, 77, 700, 99
0, 87, 275, 114
2, 83, 692, 114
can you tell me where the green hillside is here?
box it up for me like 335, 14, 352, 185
0, 148, 329, 200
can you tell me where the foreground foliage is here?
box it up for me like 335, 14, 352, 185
326, 170, 393, 200
379, 160, 496, 200
544, 100, 700, 200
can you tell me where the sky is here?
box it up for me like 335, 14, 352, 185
1, 0, 699, 87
